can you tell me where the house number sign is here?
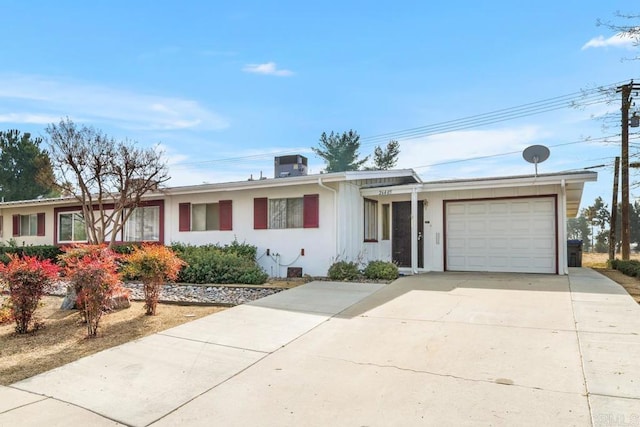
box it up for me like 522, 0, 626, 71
378, 190, 392, 195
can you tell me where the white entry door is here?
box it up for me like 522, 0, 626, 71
445, 197, 556, 274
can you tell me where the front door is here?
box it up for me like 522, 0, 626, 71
392, 201, 424, 268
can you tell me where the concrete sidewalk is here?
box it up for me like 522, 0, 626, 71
1, 269, 639, 426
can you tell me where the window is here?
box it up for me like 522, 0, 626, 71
382, 203, 390, 240
269, 198, 303, 229
58, 212, 87, 242
364, 199, 378, 242
178, 201, 232, 231
193, 203, 220, 231
124, 206, 160, 242
254, 194, 319, 229
12, 213, 45, 237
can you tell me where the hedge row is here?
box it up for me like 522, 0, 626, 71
610, 259, 640, 277
0, 241, 267, 285
0, 245, 63, 264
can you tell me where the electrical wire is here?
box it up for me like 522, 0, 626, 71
168, 78, 636, 169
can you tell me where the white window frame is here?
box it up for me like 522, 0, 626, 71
364, 198, 378, 242
20, 214, 38, 237
191, 202, 221, 231
57, 211, 88, 243
269, 197, 303, 229
124, 206, 160, 242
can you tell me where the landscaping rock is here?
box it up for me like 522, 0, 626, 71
59, 285, 77, 310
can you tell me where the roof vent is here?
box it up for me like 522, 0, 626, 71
274, 155, 308, 178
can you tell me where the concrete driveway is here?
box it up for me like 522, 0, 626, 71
1, 268, 639, 426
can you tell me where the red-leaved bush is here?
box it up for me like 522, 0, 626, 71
124, 244, 186, 315
0, 255, 60, 334
61, 245, 128, 337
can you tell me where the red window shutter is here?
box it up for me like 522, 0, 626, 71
37, 213, 45, 236
219, 200, 233, 231
254, 198, 268, 229
12, 214, 19, 237
303, 194, 319, 228
178, 203, 191, 232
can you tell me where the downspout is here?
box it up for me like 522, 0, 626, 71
561, 179, 568, 275
318, 177, 339, 258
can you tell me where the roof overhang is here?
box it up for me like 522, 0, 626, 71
361, 170, 597, 217
164, 169, 421, 196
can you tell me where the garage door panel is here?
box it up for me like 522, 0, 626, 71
489, 203, 509, 214
446, 197, 556, 274
468, 204, 487, 215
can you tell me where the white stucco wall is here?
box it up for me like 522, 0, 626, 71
165, 182, 337, 277
0, 206, 55, 246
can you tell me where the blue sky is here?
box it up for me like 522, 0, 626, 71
0, 1, 638, 210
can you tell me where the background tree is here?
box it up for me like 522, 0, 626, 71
366, 140, 400, 170
0, 130, 58, 201
567, 215, 590, 242
312, 130, 369, 172
580, 197, 611, 252
46, 119, 169, 247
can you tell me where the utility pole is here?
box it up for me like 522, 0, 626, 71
609, 156, 620, 262
616, 81, 640, 260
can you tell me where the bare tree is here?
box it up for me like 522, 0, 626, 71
46, 118, 170, 247
598, 12, 640, 61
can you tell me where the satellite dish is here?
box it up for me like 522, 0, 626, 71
522, 145, 550, 177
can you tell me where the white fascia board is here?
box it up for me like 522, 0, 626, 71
421, 172, 597, 192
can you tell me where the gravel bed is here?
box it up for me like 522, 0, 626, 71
48, 281, 285, 305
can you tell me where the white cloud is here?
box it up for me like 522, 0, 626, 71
0, 74, 229, 131
242, 62, 294, 77
396, 126, 543, 168
582, 32, 636, 50
0, 113, 62, 124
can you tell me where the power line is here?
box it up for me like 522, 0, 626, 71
170, 79, 634, 169
410, 134, 626, 170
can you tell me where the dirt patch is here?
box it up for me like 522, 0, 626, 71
0, 296, 226, 385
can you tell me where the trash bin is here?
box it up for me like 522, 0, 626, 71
567, 240, 583, 267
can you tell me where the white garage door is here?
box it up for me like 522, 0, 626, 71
445, 197, 556, 274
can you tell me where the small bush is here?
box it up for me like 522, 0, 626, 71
123, 244, 186, 315
171, 243, 267, 285
61, 245, 128, 337
363, 261, 399, 280
327, 261, 361, 281
0, 255, 60, 334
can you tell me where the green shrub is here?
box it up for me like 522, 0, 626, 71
0, 245, 62, 264
327, 261, 361, 281
171, 242, 267, 285
363, 260, 399, 280
611, 259, 640, 277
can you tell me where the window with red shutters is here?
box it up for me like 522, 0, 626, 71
219, 200, 233, 231
254, 197, 268, 229
178, 203, 191, 231
303, 194, 319, 228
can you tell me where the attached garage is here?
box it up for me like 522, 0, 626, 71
444, 196, 557, 274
